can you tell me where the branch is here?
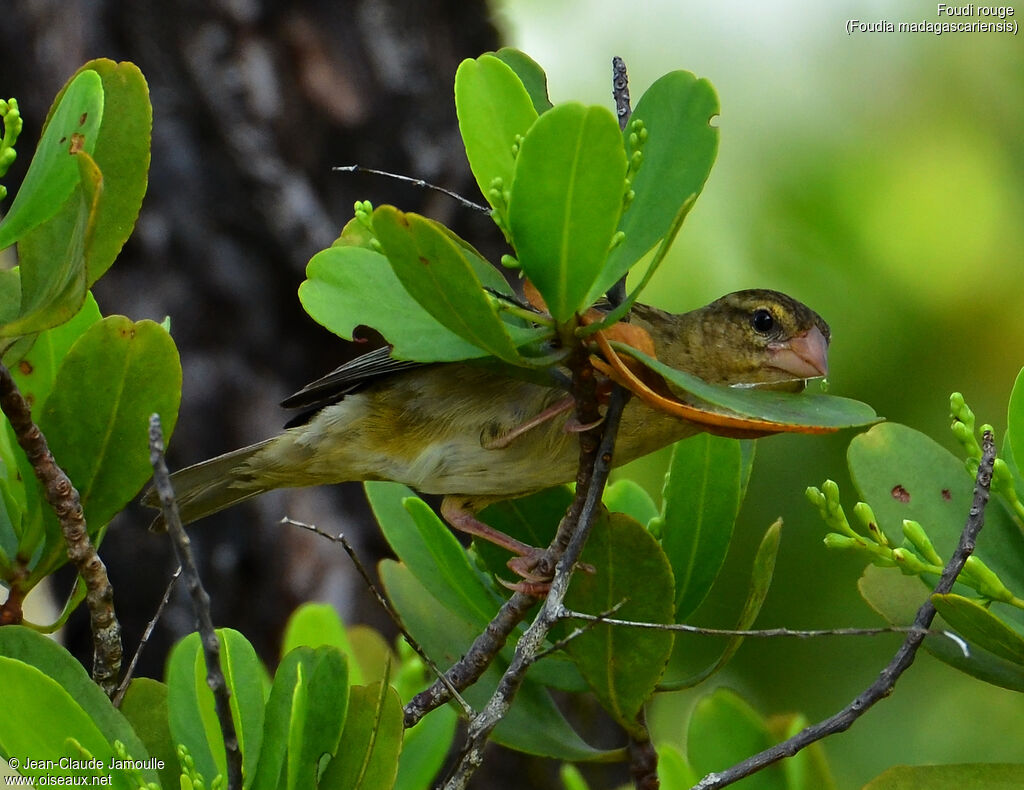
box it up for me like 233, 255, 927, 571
281, 517, 475, 721
148, 414, 242, 790
0, 361, 122, 697
693, 430, 997, 790
113, 566, 181, 707
333, 165, 490, 213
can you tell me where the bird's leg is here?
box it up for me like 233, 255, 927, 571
480, 396, 575, 450
440, 496, 549, 582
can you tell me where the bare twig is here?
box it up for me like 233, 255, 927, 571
692, 430, 998, 790
0, 362, 122, 696
113, 567, 181, 707
148, 414, 242, 790
281, 516, 475, 720
333, 165, 490, 213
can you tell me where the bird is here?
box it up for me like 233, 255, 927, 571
145, 289, 830, 579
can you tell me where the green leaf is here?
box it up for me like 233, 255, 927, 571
859, 565, 1024, 691
279, 602, 360, 682
0, 70, 103, 250
29, 317, 180, 577
849, 423, 1024, 609
0, 657, 135, 789
590, 71, 719, 301
119, 678, 179, 790
0, 626, 151, 773
252, 645, 349, 790
603, 478, 659, 526
492, 48, 552, 114
366, 481, 502, 628
379, 559, 605, 760
67, 60, 151, 285
1007, 367, 1024, 480
318, 681, 403, 790
862, 763, 1024, 790
299, 245, 493, 362
508, 102, 627, 321
395, 703, 456, 790
687, 688, 787, 790
166, 629, 267, 787
657, 742, 698, 790
663, 520, 782, 690
454, 54, 538, 216
660, 434, 743, 620
562, 511, 674, 735
0, 150, 101, 338
931, 593, 1024, 664
618, 344, 882, 430
7, 292, 101, 416
373, 206, 546, 364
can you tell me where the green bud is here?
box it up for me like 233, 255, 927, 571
500, 254, 520, 269
631, 150, 643, 169
609, 230, 626, 250
962, 556, 1015, 603
901, 520, 942, 565
648, 515, 664, 540
891, 547, 929, 575
369, 238, 382, 253
629, 131, 639, 148
853, 501, 888, 546
806, 485, 826, 509
823, 533, 859, 550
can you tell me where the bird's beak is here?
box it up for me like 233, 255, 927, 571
767, 325, 829, 379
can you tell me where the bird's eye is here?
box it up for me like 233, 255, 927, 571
750, 308, 775, 334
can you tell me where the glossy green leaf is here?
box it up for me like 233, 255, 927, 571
0, 150, 101, 338
73, 59, 151, 284
454, 54, 538, 215
619, 344, 882, 430
590, 71, 719, 301
562, 511, 674, 735
7, 292, 101, 416
603, 478, 659, 526
166, 629, 267, 787
662, 520, 782, 690
347, 626, 397, 687
859, 565, 1024, 691
253, 646, 349, 790
119, 678, 179, 790
379, 559, 605, 759
492, 48, 552, 114
395, 703, 456, 790
0, 626, 150, 769
299, 245, 492, 362
318, 681, 403, 790
279, 602, 360, 682
657, 742, 698, 790
660, 434, 743, 620
373, 206, 543, 364
1007, 367, 1024, 483
849, 423, 1024, 608
0, 657, 135, 789
30, 317, 180, 576
366, 481, 501, 628
863, 763, 1024, 790
0, 70, 103, 250
687, 688, 787, 790
509, 102, 626, 321
931, 593, 1024, 664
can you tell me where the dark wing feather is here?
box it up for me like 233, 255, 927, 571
280, 347, 424, 425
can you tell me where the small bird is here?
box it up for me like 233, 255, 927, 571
146, 289, 829, 576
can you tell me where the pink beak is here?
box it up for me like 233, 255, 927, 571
768, 325, 829, 379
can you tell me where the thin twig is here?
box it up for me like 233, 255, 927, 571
0, 362, 122, 696
693, 430, 998, 790
113, 566, 182, 707
280, 516, 475, 720
442, 384, 630, 789
148, 414, 242, 790
333, 165, 490, 213
557, 608, 964, 648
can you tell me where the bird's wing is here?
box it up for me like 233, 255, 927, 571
280, 346, 425, 422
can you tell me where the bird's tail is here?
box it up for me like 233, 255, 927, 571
143, 440, 274, 530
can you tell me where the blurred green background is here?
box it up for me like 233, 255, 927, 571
495, 0, 1024, 786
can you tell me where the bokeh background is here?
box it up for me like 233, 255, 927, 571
1, 0, 1022, 787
